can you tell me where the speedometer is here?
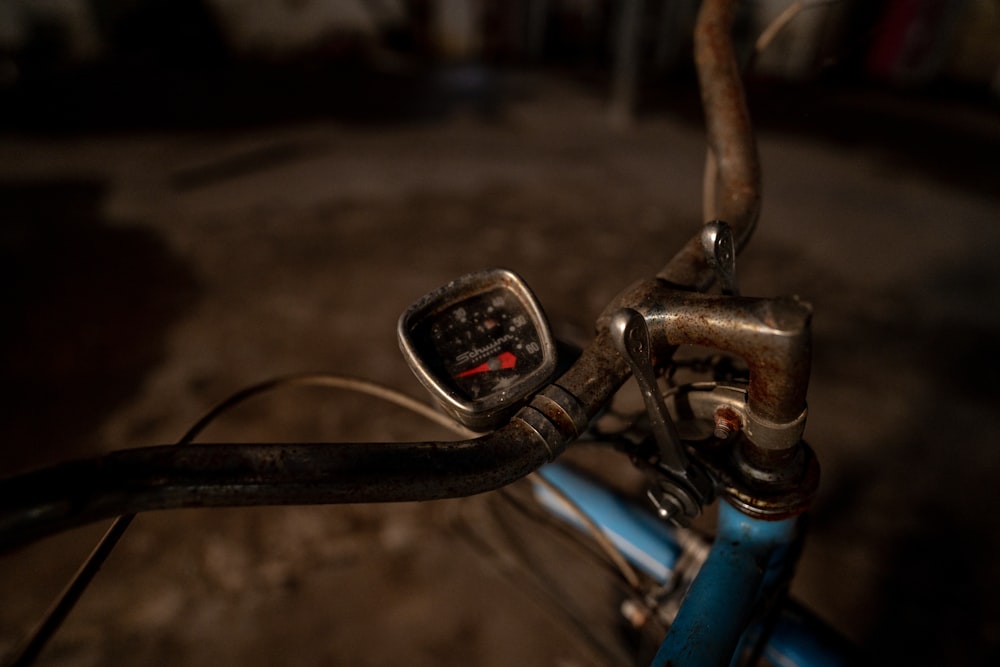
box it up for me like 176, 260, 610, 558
398, 269, 558, 431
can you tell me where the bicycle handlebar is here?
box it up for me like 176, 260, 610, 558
0, 0, 763, 552
661, 0, 760, 290
0, 423, 556, 552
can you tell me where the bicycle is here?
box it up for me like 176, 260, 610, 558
0, 1, 855, 665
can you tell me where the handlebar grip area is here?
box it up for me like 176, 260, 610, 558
0, 419, 553, 552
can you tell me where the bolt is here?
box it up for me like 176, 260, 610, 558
713, 406, 742, 440
647, 487, 687, 524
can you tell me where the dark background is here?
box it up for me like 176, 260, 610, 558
1, 1, 999, 665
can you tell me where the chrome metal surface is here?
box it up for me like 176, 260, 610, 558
600, 281, 812, 443
610, 309, 715, 524
610, 309, 686, 477
701, 219, 739, 296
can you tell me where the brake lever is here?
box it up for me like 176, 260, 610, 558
610, 309, 715, 524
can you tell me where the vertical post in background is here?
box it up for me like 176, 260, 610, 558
609, 0, 644, 130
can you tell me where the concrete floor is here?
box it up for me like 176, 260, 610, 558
1, 71, 999, 665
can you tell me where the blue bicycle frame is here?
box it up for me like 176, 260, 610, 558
535, 463, 852, 667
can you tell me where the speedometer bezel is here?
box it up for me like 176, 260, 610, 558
398, 268, 558, 432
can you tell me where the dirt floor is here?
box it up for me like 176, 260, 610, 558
1, 70, 999, 665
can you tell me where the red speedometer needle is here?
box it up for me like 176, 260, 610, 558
456, 351, 517, 378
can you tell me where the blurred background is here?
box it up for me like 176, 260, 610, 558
1, 0, 999, 665
1, 0, 999, 127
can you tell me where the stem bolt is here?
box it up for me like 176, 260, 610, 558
713, 406, 742, 440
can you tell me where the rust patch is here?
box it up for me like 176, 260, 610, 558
714, 406, 743, 439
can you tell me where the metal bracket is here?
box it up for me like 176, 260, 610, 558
610, 309, 715, 524
701, 220, 738, 296
662, 382, 819, 520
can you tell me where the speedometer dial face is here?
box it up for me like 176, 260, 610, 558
398, 269, 557, 431
415, 286, 547, 401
